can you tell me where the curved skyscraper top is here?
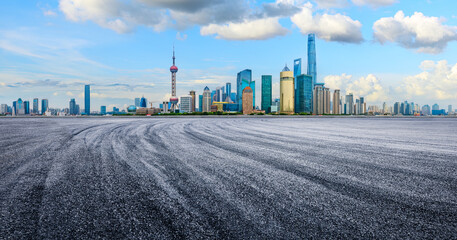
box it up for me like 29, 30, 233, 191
307, 34, 317, 86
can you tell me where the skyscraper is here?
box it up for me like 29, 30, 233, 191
313, 84, 325, 115
333, 90, 340, 114
41, 99, 48, 115
294, 58, 302, 78
84, 85, 90, 115
448, 105, 453, 114
261, 75, 272, 114
180, 96, 192, 113
69, 98, 77, 115
432, 103, 439, 111
169, 47, 179, 112
242, 87, 254, 115
295, 74, 313, 113
394, 102, 400, 115
0, 104, 7, 114
422, 105, 431, 115
345, 94, 353, 115
237, 69, 255, 111
307, 34, 317, 86
135, 98, 141, 107
100, 106, 106, 115
202, 86, 211, 112
24, 101, 30, 115
280, 65, 294, 114
225, 82, 232, 102
198, 95, 203, 112
33, 98, 39, 114
189, 90, 196, 112
140, 97, 147, 108
323, 88, 330, 114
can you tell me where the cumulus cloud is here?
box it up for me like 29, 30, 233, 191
324, 73, 352, 90
314, 0, 349, 9
291, 2, 363, 43
200, 17, 289, 40
399, 60, 457, 100
324, 74, 389, 103
352, 0, 397, 7
59, 0, 169, 33
313, 0, 396, 8
373, 11, 457, 54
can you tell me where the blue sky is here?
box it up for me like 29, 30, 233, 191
1, 0, 457, 111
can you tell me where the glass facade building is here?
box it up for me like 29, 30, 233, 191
41, 99, 48, 115
84, 85, 90, 115
199, 95, 203, 112
140, 97, 147, 108
33, 98, 39, 114
294, 58, 302, 78
100, 106, 106, 115
295, 74, 313, 113
236, 69, 255, 111
261, 75, 272, 113
69, 98, 77, 115
226, 82, 232, 102
307, 34, 317, 86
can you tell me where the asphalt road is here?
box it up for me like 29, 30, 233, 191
1, 117, 456, 239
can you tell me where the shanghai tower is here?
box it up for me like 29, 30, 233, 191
307, 34, 317, 86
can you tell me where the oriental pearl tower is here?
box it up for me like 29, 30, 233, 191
169, 47, 179, 112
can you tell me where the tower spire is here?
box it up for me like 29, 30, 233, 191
172, 45, 175, 66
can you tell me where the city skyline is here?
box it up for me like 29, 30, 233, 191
1, 1, 457, 111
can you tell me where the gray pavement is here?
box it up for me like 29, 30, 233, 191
0, 117, 456, 239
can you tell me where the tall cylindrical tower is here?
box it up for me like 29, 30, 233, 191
170, 47, 179, 111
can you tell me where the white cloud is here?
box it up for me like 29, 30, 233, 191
324, 73, 389, 103
314, 0, 348, 9
291, 2, 363, 43
53, 92, 59, 96
66, 91, 74, 96
351, 0, 397, 7
399, 60, 457, 100
201, 17, 289, 40
59, 0, 169, 33
324, 73, 352, 90
373, 11, 457, 54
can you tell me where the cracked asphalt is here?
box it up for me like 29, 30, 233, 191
1, 117, 456, 239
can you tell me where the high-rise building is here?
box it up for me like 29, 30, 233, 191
237, 69, 255, 111
394, 102, 400, 115
84, 85, 90, 115
432, 103, 439, 111
359, 97, 365, 114
135, 98, 141, 107
345, 94, 353, 115
24, 101, 30, 114
294, 58, 302, 78
41, 99, 48, 115
198, 95, 203, 112
33, 98, 39, 114
307, 34, 317, 86
100, 106, 106, 115
333, 90, 340, 114
15, 98, 24, 115
323, 88, 330, 114
0, 104, 7, 114
382, 102, 388, 114
261, 75, 272, 114
242, 87, 254, 115
69, 98, 77, 115
169, 47, 179, 112
225, 82, 232, 102
448, 105, 453, 114
313, 84, 328, 115
189, 90, 196, 112
202, 86, 211, 112
140, 97, 147, 108
180, 96, 192, 113
280, 65, 294, 114
295, 74, 313, 113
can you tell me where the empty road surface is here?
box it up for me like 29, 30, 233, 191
1, 117, 456, 239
